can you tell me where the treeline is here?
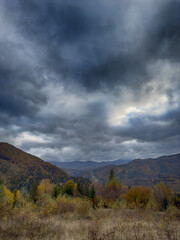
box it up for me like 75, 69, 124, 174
29, 179, 96, 202
0, 170, 180, 220
0, 178, 96, 219
95, 169, 180, 210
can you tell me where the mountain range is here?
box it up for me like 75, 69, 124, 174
66, 153, 180, 191
0, 142, 180, 191
50, 159, 131, 170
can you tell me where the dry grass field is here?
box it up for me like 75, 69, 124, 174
1, 173, 180, 240
0, 208, 180, 240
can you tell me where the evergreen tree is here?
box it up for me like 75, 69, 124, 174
90, 185, 96, 199
77, 181, 83, 195
52, 185, 60, 199
84, 184, 90, 197
109, 169, 115, 182
30, 180, 38, 203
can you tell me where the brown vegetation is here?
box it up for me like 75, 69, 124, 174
0, 174, 180, 239
0, 208, 180, 240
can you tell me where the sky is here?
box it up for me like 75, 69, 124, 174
0, 0, 180, 162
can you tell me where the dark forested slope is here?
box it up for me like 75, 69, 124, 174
0, 142, 70, 190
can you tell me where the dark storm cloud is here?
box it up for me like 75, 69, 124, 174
2, 0, 180, 91
80, 0, 180, 91
116, 109, 180, 143
148, 1, 180, 61
0, 33, 47, 117
0, 0, 180, 161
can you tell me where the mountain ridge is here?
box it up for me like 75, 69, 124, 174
0, 142, 70, 190
1, 142, 180, 191
50, 159, 131, 170
65, 153, 180, 191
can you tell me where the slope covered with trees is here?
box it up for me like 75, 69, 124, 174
68, 153, 180, 191
0, 142, 71, 190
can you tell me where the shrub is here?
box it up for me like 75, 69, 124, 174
166, 205, 180, 220
76, 198, 91, 217
174, 193, 180, 209
146, 196, 159, 211
54, 195, 91, 217
37, 194, 56, 216
153, 182, 174, 210
55, 196, 76, 215
125, 186, 152, 209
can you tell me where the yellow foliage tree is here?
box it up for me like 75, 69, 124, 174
63, 180, 76, 197
37, 179, 54, 196
3, 187, 14, 207
12, 190, 23, 208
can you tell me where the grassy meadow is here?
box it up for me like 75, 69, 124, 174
0, 175, 180, 240
0, 207, 180, 240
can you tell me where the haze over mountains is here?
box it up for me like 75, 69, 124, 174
0, 142, 180, 191
51, 159, 131, 170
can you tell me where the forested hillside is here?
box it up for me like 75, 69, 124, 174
68, 153, 180, 191
0, 142, 71, 190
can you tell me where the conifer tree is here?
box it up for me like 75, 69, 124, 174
52, 185, 60, 199
84, 184, 90, 197
77, 181, 83, 195
109, 169, 115, 182
90, 185, 96, 199
30, 180, 38, 203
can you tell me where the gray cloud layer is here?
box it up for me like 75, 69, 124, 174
0, 0, 180, 161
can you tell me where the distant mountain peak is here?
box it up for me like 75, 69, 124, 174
61, 153, 180, 192
50, 159, 131, 170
